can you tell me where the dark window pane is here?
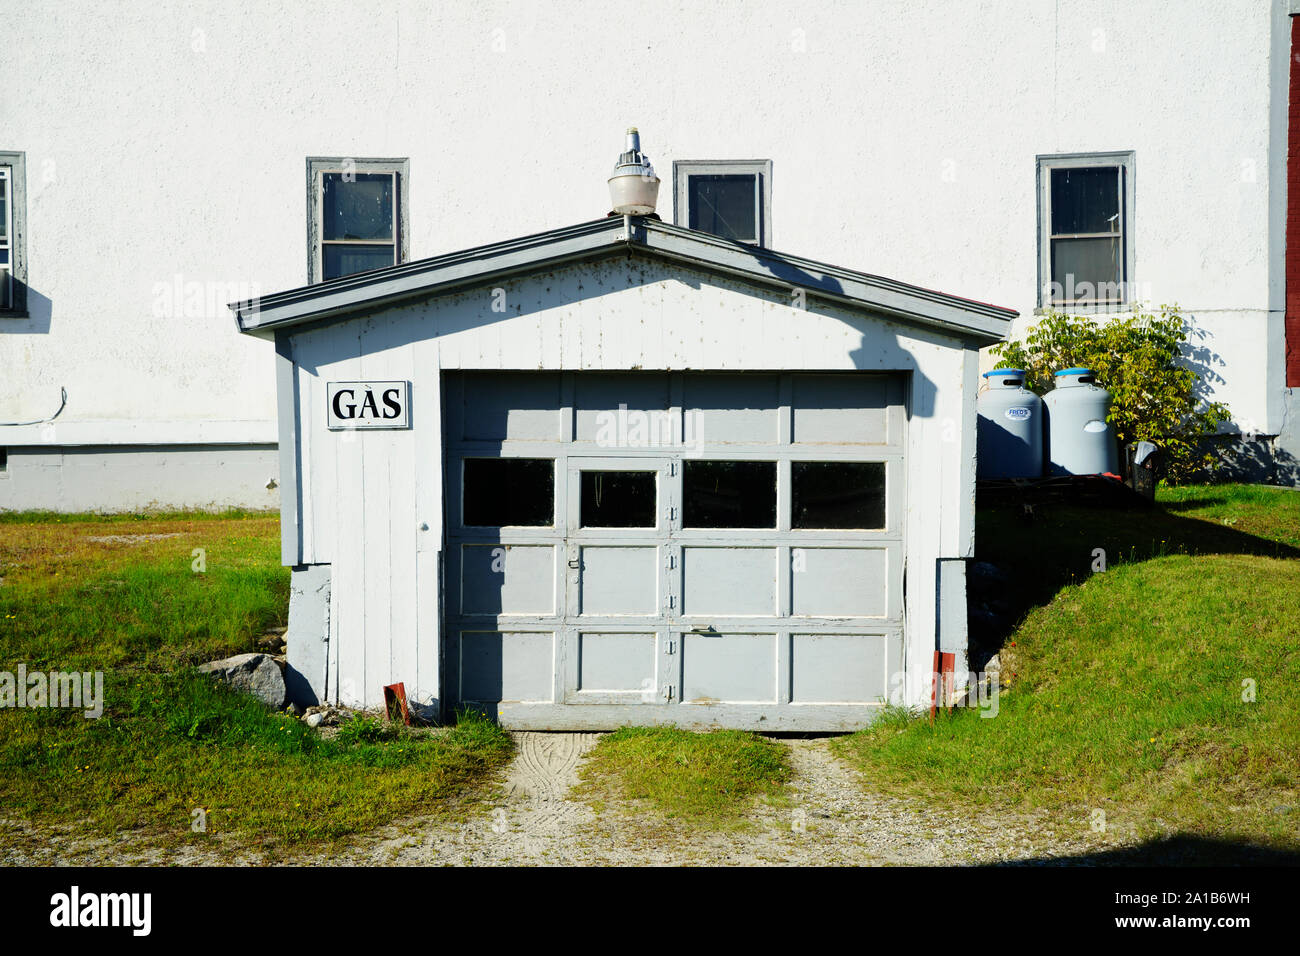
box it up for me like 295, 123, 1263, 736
1049, 166, 1120, 235
323, 243, 396, 280
463, 458, 554, 527
1050, 236, 1123, 302
688, 175, 758, 242
323, 172, 394, 241
792, 462, 885, 529
683, 460, 776, 528
580, 471, 657, 527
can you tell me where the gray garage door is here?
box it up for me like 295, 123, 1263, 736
442, 371, 905, 731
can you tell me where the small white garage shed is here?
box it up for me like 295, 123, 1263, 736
233, 216, 1015, 730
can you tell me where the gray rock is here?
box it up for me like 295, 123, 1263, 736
197, 653, 286, 708
305, 712, 324, 728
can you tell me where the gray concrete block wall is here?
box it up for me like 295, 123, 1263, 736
0, 444, 281, 512
1275, 389, 1300, 486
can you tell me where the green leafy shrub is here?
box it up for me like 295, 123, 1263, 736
990, 305, 1231, 483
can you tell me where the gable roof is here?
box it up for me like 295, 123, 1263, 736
230, 216, 1017, 343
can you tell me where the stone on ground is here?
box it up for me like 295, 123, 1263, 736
197, 653, 286, 708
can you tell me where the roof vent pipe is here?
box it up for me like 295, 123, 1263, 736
608, 127, 660, 216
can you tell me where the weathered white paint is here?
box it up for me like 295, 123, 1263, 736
281, 255, 980, 715
0, 0, 1291, 511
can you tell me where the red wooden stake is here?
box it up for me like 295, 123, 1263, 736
383, 682, 411, 725
930, 651, 956, 721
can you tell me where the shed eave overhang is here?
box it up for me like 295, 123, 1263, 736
230, 216, 1017, 344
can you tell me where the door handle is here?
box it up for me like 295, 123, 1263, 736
568, 559, 581, 569
690, 625, 718, 635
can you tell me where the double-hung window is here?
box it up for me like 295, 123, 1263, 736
0, 151, 27, 316
1037, 152, 1135, 309
306, 157, 408, 283
673, 160, 772, 246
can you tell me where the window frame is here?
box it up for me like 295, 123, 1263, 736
461, 456, 556, 529
681, 458, 779, 530
673, 159, 773, 247
0, 151, 28, 318
578, 466, 660, 529
1036, 151, 1135, 313
790, 460, 887, 531
305, 156, 409, 284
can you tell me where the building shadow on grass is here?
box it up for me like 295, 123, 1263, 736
980, 834, 1300, 866
968, 494, 1300, 669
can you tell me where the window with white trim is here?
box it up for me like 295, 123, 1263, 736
1037, 152, 1134, 309
0, 168, 11, 309
673, 160, 772, 246
306, 157, 409, 283
0, 151, 26, 316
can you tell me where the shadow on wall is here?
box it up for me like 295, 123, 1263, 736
735, 237, 940, 419
1190, 434, 1300, 487
1145, 313, 1299, 487
847, 329, 937, 419
1180, 316, 1227, 407
0, 282, 53, 334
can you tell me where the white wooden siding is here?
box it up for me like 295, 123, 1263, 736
289, 257, 975, 710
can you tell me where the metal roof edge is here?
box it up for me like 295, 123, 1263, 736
231, 215, 1017, 342
631, 220, 1014, 342
231, 217, 629, 333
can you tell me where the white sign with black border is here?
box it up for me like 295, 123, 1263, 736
326, 381, 410, 430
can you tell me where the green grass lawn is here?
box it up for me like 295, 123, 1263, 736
5, 485, 1297, 856
0, 511, 512, 853
837, 484, 1300, 854
576, 726, 791, 827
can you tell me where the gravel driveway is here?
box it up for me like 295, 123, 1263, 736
1, 733, 1124, 866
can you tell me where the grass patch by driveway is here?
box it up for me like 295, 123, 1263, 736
0, 511, 513, 853
576, 727, 791, 826
837, 484, 1300, 853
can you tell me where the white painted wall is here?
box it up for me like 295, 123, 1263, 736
0, 0, 1286, 463
286, 257, 978, 710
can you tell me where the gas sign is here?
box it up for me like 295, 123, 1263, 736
326, 381, 410, 430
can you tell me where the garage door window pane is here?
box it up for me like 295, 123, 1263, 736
463, 459, 554, 526
580, 471, 657, 528
792, 462, 885, 529
684, 460, 776, 528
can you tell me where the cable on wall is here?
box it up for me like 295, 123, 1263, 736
0, 387, 68, 426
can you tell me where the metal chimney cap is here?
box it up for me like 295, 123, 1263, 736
608, 127, 661, 215
611, 127, 656, 179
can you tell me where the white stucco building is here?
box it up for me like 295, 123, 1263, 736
4, 2, 1300, 723
3, 0, 1298, 509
